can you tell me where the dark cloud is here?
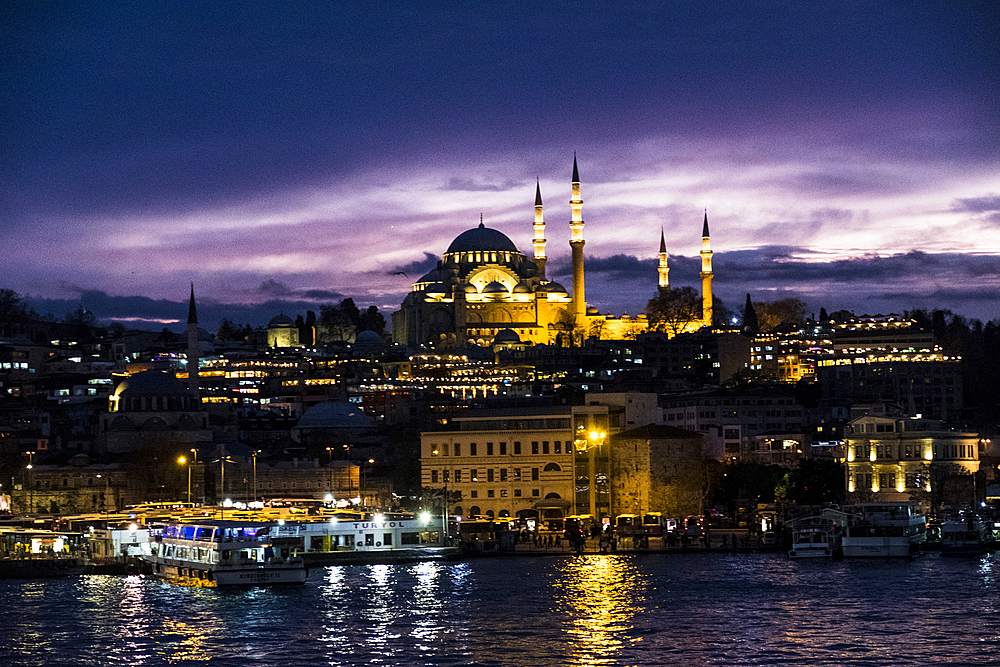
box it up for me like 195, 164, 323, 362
389, 253, 439, 278
256, 279, 292, 297
952, 195, 1000, 213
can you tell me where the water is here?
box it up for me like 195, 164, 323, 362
3, 552, 1000, 666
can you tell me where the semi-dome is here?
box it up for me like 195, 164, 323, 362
463, 283, 478, 293
445, 223, 519, 255
295, 401, 371, 430
512, 282, 531, 293
417, 267, 443, 284
482, 281, 508, 294
267, 314, 295, 328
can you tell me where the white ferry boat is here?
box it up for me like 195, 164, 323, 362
840, 503, 926, 558
270, 512, 461, 565
144, 520, 308, 586
787, 516, 839, 559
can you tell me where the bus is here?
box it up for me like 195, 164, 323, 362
615, 514, 643, 537
564, 515, 596, 537
641, 513, 678, 536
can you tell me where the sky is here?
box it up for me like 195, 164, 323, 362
2, 1, 999, 333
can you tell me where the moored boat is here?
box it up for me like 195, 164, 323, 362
940, 516, 994, 556
143, 520, 307, 586
788, 516, 839, 559
839, 503, 926, 558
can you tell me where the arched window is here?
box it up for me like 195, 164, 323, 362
469, 506, 481, 516
543, 463, 561, 472
453, 506, 463, 516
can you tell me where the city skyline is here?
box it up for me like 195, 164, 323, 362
3, 2, 999, 331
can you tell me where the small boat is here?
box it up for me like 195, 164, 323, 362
839, 503, 926, 558
788, 516, 839, 559
143, 520, 307, 587
940, 516, 994, 556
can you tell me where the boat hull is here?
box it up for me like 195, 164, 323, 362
788, 545, 833, 558
841, 538, 918, 558
145, 559, 307, 586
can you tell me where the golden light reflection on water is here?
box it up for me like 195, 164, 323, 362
553, 556, 644, 666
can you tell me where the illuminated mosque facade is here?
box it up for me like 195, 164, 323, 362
391, 157, 714, 349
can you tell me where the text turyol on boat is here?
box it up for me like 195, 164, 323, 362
143, 519, 307, 586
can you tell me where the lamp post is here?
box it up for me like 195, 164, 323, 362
252, 450, 260, 505
189, 448, 199, 505
24, 451, 34, 515
178, 456, 191, 505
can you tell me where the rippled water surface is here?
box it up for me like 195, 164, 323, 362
3, 553, 1000, 666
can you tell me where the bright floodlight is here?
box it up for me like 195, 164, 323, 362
419, 511, 431, 525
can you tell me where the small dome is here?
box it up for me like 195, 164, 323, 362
587, 306, 599, 315
543, 282, 567, 294
512, 282, 531, 294
493, 328, 521, 344
355, 330, 382, 348
463, 283, 478, 293
295, 401, 371, 430
446, 223, 519, 255
483, 281, 508, 294
267, 314, 295, 328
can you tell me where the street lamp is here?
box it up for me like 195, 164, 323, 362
252, 450, 260, 505
189, 448, 199, 505
178, 456, 191, 505
24, 451, 34, 515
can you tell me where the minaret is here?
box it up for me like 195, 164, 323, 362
700, 211, 714, 326
186, 283, 200, 400
569, 154, 586, 322
657, 228, 670, 294
532, 179, 547, 279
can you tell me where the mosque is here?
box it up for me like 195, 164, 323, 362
391, 157, 715, 349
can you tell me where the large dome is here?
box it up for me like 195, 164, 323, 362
295, 401, 371, 430
446, 223, 519, 255
115, 370, 190, 399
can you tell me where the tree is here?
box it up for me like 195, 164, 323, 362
217, 318, 241, 341
786, 458, 845, 505
742, 294, 759, 335
712, 296, 732, 327
300, 310, 317, 345
646, 287, 702, 337
319, 299, 361, 343
754, 298, 807, 333
357, 305, 386, 335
